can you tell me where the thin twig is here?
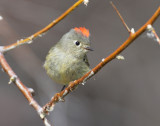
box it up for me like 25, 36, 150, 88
146, 24, 160, 44
2, 0, 85, 52
110, 1, 131, 33
152, 29, 160, 44
43, 7, 160, 115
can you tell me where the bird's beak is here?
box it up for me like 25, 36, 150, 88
84, 47, 94, 51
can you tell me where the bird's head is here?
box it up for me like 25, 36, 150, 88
59, 27, 92, 58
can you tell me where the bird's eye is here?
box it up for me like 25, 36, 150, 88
75, 41, 80, 46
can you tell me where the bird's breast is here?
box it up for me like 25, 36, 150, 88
44, 49, 90, 85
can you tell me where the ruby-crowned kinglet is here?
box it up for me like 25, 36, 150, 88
44, 27, 92, 86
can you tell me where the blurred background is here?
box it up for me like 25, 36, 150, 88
0, 0, 160, 126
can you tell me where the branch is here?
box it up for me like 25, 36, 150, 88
0, 0, 86, 125
146, 24, 160, 44
110, 1, 131, 33
0, 53, 51, 125
43, 7, 160, 115
1, 0, 85, 52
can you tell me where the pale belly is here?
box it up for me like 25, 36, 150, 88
44, 56, 90, 85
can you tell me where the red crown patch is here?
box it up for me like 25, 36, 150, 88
74, 27, 90, 37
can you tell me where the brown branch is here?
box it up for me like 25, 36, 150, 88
146, 24, 160, 44
2, 0, 85, 52
0, 0, 159, 124
153, 30, 160, 44
0, 0, 86, 125
110, 1, 131, 33
0, 53, 52, 125
0, 53, 40, 110
43, 7, 160, 115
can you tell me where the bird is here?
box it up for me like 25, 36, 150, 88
44, 27, 92, 90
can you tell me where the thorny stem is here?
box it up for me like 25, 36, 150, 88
43, 7, 160, 115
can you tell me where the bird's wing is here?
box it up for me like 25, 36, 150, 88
83, 54, 90, 67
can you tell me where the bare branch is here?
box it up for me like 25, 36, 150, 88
43, 6, 160, 115
0, 0, 86, 125
0, 0, 159, 125
0, 53, 53, 126
0, 53, 46, 119
110, 1, 131, 33
2, 0, 85, 52
146, 24, 160, 44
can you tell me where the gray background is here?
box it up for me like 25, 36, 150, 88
0, 0, 160, 126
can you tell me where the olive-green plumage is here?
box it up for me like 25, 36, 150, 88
44, 27, 92, 85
